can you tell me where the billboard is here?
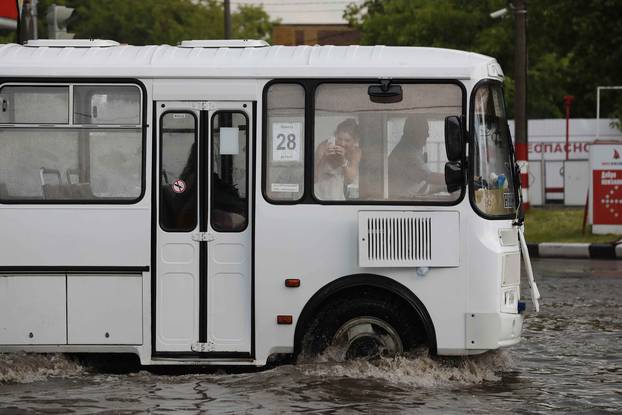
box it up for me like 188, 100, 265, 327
0, 0, 19, 30
508, 119, 622, 205
590, 141, 622, 234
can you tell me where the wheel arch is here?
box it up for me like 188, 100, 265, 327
293, 273, 437, 356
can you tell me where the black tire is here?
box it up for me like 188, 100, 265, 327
300, 294, 422, 360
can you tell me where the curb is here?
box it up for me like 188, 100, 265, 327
527, 242, 622, 259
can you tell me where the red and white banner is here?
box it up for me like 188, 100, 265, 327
590, 141, 622, 233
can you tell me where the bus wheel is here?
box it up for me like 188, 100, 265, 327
301, 296, 418, 361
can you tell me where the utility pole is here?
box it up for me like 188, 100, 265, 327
18, 0, 38, 43
514, 0, 529, 210
224, 0, 231, 39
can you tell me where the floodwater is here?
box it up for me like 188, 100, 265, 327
1, 258, 621, 414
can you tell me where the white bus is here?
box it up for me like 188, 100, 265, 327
0, 39, 539, 366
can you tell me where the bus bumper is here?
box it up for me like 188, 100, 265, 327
465, 312, 524, 351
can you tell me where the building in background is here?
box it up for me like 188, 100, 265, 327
232, 0, 361, 45
509, 119, 622, 206
272, 24, 359, 46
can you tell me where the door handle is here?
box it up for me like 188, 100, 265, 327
192, 232, 215, 242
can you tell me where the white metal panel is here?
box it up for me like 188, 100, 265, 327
157, 272, 197, 349
498, 228, 518, 246
0, 44, 492, 80
358, 211, 460, 267
545, 161, 564, 201
466, 214, 518, 317
155, 102, 200, 352
25, 39, 120, 48
208, 270, 250, 349
564, 160, 589, 206
501, 253, 520, 286
179, 40, 269, 48
0, 275, 66, 345
206, 101, 252, 353
67, 275, 142, 344
466, 313, 499, 350
253, 198, 472, 360
153, 79, 259, 101
0, 207, 150, 267
528, 160, 544, 206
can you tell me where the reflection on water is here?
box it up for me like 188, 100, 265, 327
1, 258, 621, 414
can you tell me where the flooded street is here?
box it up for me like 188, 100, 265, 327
1, 258, 621, 414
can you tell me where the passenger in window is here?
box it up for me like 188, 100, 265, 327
314, 118, 362, 200
388, 115, 446, 199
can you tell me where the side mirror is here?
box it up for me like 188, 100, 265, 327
444, 115, 463, 162
444, 161, 463, 193
513, 162, 524, 223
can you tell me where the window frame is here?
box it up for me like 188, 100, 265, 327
468, 78, 518, 221
0, 84, 70, 125
158, 110, 199, 233
261, 80, 308, 205
0, 78, 147, 205
262, 78, 467, 206
210, 109, 250, 233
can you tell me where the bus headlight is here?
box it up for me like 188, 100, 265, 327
501, 285, 519, 313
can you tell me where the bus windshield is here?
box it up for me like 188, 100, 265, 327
471, 82, 517, 217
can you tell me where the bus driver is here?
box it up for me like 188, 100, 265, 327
388, 115, 446, 199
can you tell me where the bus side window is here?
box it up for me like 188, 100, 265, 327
73, 85, 141, 125
0, 85, 69, 124
265, 83, 305, 202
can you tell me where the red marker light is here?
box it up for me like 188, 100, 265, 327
285, 279, 300, 287
277, 315, 293, 325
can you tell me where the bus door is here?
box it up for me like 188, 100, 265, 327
155, 101, 252, 354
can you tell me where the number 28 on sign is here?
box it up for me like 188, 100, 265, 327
272, 122, 301, 162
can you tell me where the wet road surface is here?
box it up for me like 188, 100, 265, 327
1, 258, 621, 414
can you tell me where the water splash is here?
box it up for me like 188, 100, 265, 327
0, 353, 83, 384
298, 348, 512, 387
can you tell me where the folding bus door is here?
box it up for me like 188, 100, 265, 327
155, 101, 252, 355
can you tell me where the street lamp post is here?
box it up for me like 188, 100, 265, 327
224, 0, 231, 39
490, 1, 529, 210
514, 0, 529, 210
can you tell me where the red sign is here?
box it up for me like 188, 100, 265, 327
593, 170, 622, 224
0, 0, 19, 20
172, 179, 186, 194
591, 143, 622, 228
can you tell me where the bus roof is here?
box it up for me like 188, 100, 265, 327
0, 42, 502, 80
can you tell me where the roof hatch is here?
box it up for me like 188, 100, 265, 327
24, 39, 120, 48
179, 39, 269, 48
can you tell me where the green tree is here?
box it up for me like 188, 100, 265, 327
233, 4, 276, 40
0, 32, 17, 43
345, 0, 622, 121
35, 0, 275, 46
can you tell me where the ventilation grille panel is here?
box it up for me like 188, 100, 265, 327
358, 211, 460, 268
366, 216, 431, 262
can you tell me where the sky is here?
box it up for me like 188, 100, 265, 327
230, 0, 364, 24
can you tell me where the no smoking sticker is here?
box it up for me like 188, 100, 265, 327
172, 179, 186, 194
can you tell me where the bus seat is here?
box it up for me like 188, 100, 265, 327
68, 183, 94, 199
66, 168, 94, 199
40, 167, 62, 186
40, 167, 65, 199
66, 168, 80, 185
